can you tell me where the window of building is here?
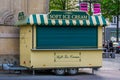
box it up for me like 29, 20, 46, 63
110, 31, 120, 41
111, 16, 117, 24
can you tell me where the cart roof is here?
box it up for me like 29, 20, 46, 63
16, 14, 109, 27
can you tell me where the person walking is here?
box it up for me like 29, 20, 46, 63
109, 40, 113, 52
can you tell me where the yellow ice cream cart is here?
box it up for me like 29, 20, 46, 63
17, 11, 109, 75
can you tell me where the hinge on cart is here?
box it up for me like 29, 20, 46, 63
79, 52, 81, 62
54, 52, 56, 62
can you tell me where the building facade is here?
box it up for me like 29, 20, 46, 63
0, 0, 49, 25
105, 16, 120, 42
0, 0, 49, 66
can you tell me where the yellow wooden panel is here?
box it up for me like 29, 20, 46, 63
80, 50, 102, 67
20, 26, 32, 67
33, 26, 36, 49
31, 51, 54, 68
31, 50, 102, 68
98, 27, 103, 48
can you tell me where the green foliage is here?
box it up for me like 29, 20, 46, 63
49, 0, 78, 11
49, 0, 120, 20
50, 0, 66, 10
99, 0, 120, 20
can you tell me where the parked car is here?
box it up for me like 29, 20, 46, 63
113, 42, 120, 53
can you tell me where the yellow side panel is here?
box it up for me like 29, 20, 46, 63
31, 50, 102, 68
80, 50, 102, 67
98, 27, 103, 48
20, 26, 32, 67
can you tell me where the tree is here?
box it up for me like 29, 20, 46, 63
99, 0, 120, 20
99, 0, 120, 41
49, 0, 79, 11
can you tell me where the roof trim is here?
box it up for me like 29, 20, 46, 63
16, 14, 109, 27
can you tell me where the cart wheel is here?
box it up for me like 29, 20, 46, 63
68, 68, 78, 75
55, 69, 65, 75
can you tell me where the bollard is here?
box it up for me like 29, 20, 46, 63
111, 52, 115, 58
105, 52, 110, 58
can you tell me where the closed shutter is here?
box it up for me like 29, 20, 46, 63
36, 26, 97, 49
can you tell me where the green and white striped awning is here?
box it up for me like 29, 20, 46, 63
17, 14, 109, 27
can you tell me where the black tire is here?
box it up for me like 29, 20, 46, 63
93, 67, 99, 71
67, 68, 78, 75
54, 69, 65, 75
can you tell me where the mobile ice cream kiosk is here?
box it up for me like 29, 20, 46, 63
17, 11, 109, 75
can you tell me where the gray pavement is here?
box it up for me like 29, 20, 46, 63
101, 54, 120, 70
0, 70, 120, 80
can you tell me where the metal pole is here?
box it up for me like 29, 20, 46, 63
116, 0, 119, 42
79, 0, 81, 10
104, 26, 106, 44
117, 15, 119, 42
89, 0, 92, 15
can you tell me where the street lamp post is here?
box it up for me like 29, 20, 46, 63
89, 0, 92, 15
116, 0, 120, 42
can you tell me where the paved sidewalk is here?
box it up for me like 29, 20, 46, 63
100, 54, 120, 70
